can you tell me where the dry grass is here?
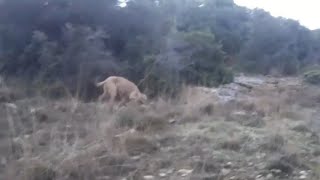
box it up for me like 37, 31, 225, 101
2, 77, 320, 179
219, 138, 243, 151
260, 134, 286, 152
1, 95, 176, 179
6, 158, 57, 180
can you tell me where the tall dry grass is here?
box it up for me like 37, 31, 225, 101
2, 78, 320, 179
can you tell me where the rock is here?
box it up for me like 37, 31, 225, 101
159, 173, 166, 177
235, 76, 265, 86
224, 162, 233, 168
256, 153, 266, 159
4, 103, 18, 110
270, 169, 282, 174
256, 175, 262, 178
299, 170, 307, 175
24, 134, 30, 139
266, 173, 273, 179
143, 175, 155, 180
255, 174, 264, 180
130, 156, 141, 160
257, 163, 265, 170
232, 111, 246, 116
177, 169, 193, 177
191, 155, 201, 161
221, 168, 231, 176
299, 175, 307, 179
298, 171, 308, 179
166, 168, 174, 174
168, 119, 176, 124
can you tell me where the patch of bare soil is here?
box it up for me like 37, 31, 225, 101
1, 75, 320, 180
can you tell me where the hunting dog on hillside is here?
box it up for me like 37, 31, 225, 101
96, 76, 147, 108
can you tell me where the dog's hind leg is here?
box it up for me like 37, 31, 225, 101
107, 83, 117, 110
98, 91, 107, 102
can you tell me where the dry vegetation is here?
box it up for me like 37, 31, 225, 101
1, 76, 320, 180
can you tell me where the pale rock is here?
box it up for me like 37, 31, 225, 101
255, 174, 264, 180
299, 175, 307, 179
191, 156, 201, 161
143, 175, 155, 180
224, 161, 233, 168
130, 156, 141, 160
299, 171, 307, 175
177, 169, 193, 177
169, 119, 176, 124
5, 103, 17, 110
159, 173, 167, 177
221, 168, 231, 176
270, 169, 282, 174
266, 173, 273, 179
166, 168, 174, 174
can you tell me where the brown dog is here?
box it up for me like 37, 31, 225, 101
96, 76, 147, 107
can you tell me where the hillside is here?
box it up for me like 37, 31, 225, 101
1, 75, 320, 180
1, 0, 320, 179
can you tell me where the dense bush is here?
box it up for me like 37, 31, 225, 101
0, 0, 319, 99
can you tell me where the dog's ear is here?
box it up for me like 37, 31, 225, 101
139, 94, 147, 104
129, 91, 139, 100
142, 94, 147, 100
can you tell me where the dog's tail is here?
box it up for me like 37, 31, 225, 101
96, 80, 106, 87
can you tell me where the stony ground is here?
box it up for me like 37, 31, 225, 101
1, 75, 320, 180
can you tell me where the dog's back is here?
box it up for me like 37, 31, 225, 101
97, 76, 146, 105
112, 77, 140, 99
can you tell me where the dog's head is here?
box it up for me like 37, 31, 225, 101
139, 93, 148, 104
129, 92, 148, 104
129, 92, 147, 104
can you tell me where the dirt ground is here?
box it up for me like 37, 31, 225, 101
1, 75, 320, 180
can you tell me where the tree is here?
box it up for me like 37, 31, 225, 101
1, 0, 320, 99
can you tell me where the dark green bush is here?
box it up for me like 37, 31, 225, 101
1, 0, 319, 100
